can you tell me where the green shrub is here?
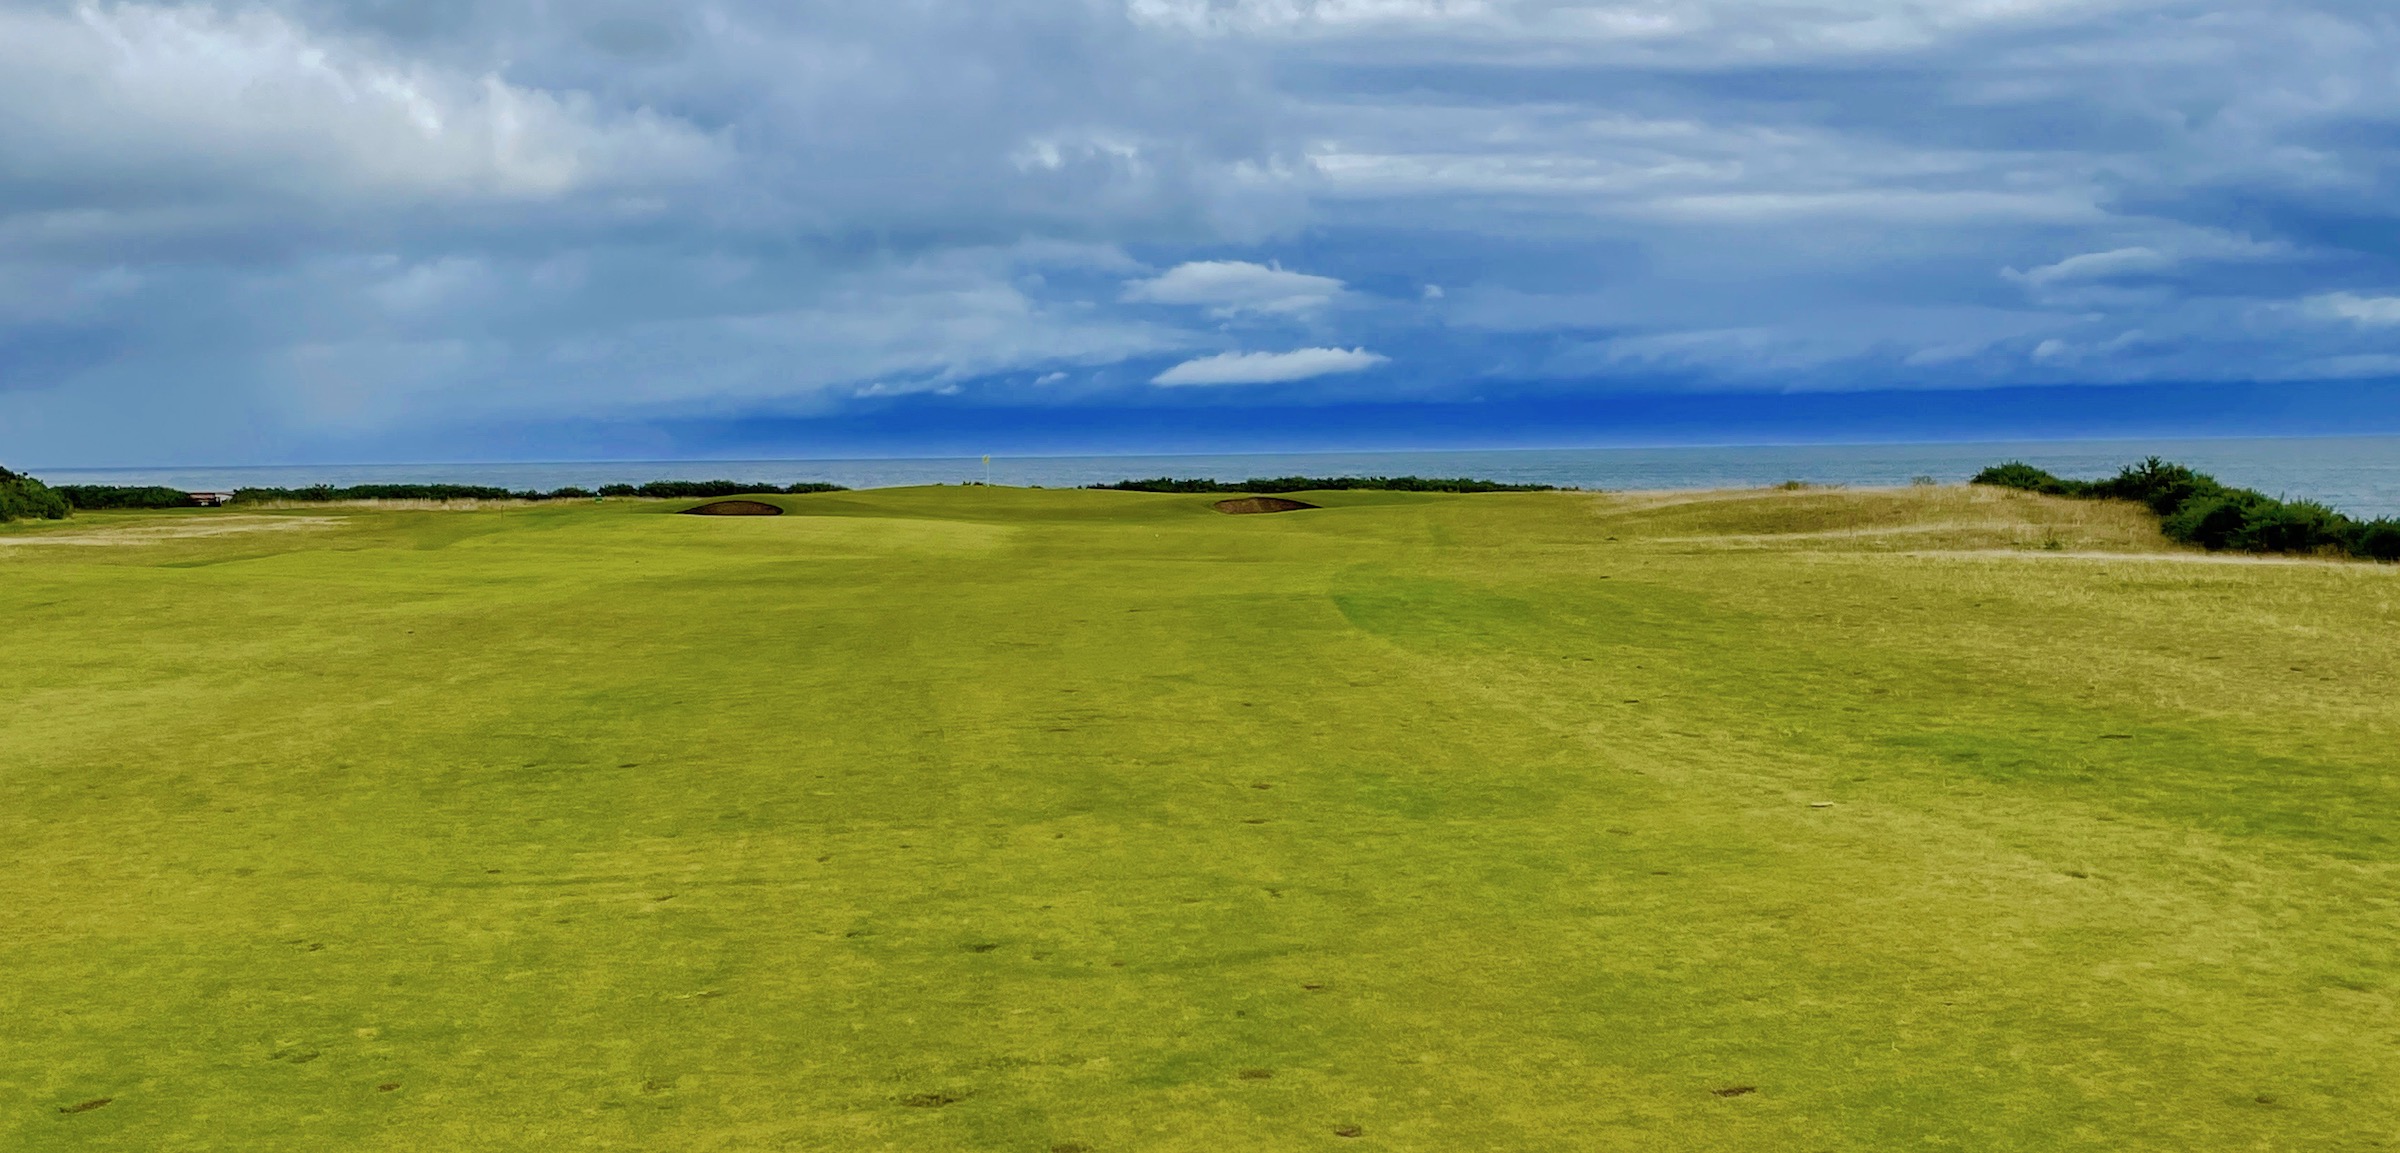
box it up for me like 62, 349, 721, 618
1975, 457, 2390, 561
2354, 520, 2400, 561
56, 485, 200, 510
0, 467, 70, 522
1970, 461, 2077, 496
626, 480, 846, 498
230, 483, 520, 503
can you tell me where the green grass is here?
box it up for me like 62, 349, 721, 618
3, 485, 2396, 1151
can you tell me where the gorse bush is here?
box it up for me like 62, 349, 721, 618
595, 480, 847, 499
0, 467, 70, 522
1973, 457, 2400, 561
1091, 475, 1556, 494
232, 483, 523, 503
55, 485, 198, 510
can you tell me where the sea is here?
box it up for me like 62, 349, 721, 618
35, 436, 2400, 519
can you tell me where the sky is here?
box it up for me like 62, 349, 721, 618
5, 0, 2400, 466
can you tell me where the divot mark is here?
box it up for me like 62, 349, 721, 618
1712, 1086, 1756, 1098
1052, 1144, 1091, 1152
901, 1091, 964, 1108
2099, 734, 2133, 740
1809, 802, 1835, 809
376, 1082, 400, 1092
1333, 1124, 1364, 1138
1238, 1068, 1274, 1080
58, 1098, 111, 1114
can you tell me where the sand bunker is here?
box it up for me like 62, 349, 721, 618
681, 500, 784, 516
1213, 496, 1318, 515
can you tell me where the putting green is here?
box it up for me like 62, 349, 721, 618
3, 485, 2395, 1150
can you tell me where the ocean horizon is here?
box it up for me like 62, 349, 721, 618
31, 434, 2400, 519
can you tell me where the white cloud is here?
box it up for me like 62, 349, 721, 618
2005, 235, 2290, 290
1122, 260, 1345, 316
1127, 0, 2174, 63
0, 2, 720, 205
2312, 293, 2400, 326
1152, 346, 1387, 385
1645, 189, 2100, 224
2006, 247, 2175, 287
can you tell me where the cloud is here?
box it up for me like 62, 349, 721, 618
10, 0, 2400, 462
2312, 293, 2400, 327
1126, 0, 2176, 63
0, 3, 721, 207
2006, 247, 2176, 287
1152, 347, 1388, 385
1122, 261, 1344, 315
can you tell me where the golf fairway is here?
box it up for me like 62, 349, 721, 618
4, 485, 2395, 1150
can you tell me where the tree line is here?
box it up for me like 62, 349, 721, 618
33, 479, 849, 510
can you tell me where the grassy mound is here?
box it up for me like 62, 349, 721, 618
4, 484, 2395, 1149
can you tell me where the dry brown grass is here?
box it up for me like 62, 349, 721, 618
1590, 483, 2193, 556
0, 514, 340, 546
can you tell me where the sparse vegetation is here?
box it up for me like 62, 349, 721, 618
1973, 457, 2400, 560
